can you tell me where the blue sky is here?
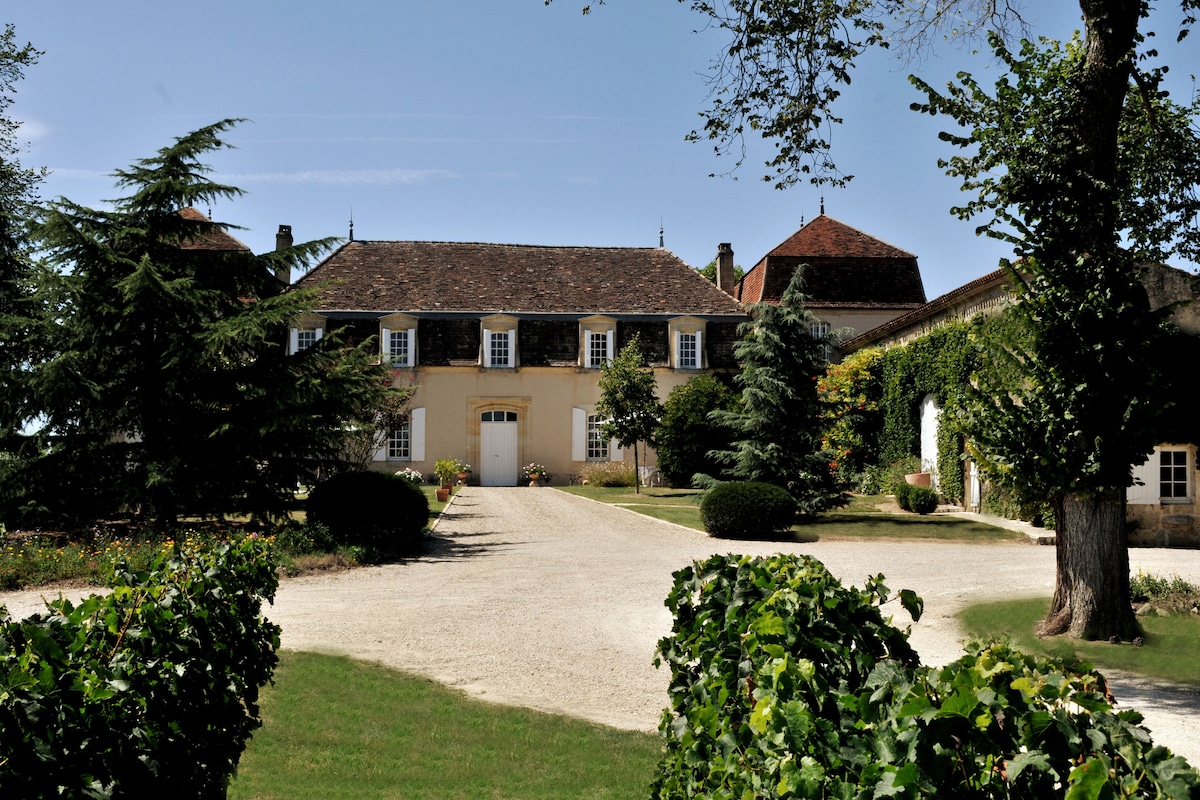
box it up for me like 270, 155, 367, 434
8, 2, 1200, 298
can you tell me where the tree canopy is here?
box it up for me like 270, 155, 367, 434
711, 267, 846, 513
595, 334, 662, 494
4, 120, 399, 530
0, 25, 47, 460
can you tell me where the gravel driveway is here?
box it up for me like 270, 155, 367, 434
3, 487, 1199, 763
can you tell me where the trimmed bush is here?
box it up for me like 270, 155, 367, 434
306, 470, 429, 553
700, 481, 796, 538
895, 483, 938, 514
908, 485, 938, 514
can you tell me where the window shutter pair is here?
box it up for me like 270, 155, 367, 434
571, 407, 622, 462
380, 327, 417, 366
373, 408, 426, 462
288, 327, 323, 355
672, 330, 703, 369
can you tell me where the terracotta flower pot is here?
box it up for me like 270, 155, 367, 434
436, 487, 450, 502
904, 472, 931, 487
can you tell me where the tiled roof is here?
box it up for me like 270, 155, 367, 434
839, 269, 1010, 352
737, 215, 925, 306
295, 240, 745, 316
178, 207, 252, 252
766, 214, 915, 260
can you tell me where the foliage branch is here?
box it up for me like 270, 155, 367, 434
652, 553, 1199, 799
0, 537, 281, 798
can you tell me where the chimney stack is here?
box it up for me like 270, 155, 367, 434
274, 224, 293, 284
716, 242, 735, 295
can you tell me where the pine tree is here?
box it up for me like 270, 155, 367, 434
595, 334, 662, 494
711, 267, 847, 514
10, 119, 397, 529
0, 26, 47, 461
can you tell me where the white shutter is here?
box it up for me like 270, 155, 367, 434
411, 407, 426, 462
695, 330, 703, 369
374, 438, 387, 462
610, 438, 624, 462
289, 328, 299, 355
605, 329, 614, 364
381, 327, 391, 361
314, 327, 324, 341
408, 327, 417, 367
1128, 449, 1159, 505
482, 328, 492, 367
571, 408, 587, 461
672, 330, 680, 368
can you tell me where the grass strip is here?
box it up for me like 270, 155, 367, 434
558, 487, 1027, 543
229, 651, 661, 800
959, 597, 1200, 686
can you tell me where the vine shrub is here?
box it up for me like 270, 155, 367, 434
652, 554, 1199, 799
578, 461, 637, 487
0, 538, 281, 798
818, 348, 884, 486
699, 482, 796, 538
651, 554, 922, 799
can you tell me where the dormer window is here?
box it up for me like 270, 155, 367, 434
669, 317, 706, 370
481, 315, 518, 368
676, 332, 699, 369
289, 322, 324, 355
488, 330, 511, 367
380, 315, 418, 367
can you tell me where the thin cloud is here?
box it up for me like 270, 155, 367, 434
46, 167, 110, 180
219, 167, 458, 186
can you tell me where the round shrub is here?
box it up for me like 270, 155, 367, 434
700, 481, 797, 539
306, 470, 429, 553
907, 486, 939, 514
893, 482, 914, 511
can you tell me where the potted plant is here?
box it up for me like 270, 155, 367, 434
456, 462, 472, 485
523, 462, 549, 487
435, 457, 463, 490
395, 467, 424, 486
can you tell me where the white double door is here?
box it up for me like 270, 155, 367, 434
480, 418, 519, 486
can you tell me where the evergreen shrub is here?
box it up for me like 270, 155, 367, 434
306, 470, 428, 553
700, 481, 796, 538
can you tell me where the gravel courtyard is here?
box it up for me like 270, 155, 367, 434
4, 486, 1199, 763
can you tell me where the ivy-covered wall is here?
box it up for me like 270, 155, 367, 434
823, 320, 978, 504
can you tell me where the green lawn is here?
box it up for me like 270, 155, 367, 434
959, 597, 1200, 686
557, 487, 1028, 543
229, 651, 662, 800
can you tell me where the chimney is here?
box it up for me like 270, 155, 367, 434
716, 242, 735, 295
274, 224, 293, 284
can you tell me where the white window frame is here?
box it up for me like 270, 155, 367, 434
674, 330, 701, 370
289, 326, 323, 355
485, 329, 512, 368
810, 321, 832, 362
572, 406, 622, 462
387, 421, 411, 460
375, 407, 424, 463
586, 413, 609, 461
586, 329, 613, 369
381, 327, 416, 367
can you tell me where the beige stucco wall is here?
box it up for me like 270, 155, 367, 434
374, 364, 708, 484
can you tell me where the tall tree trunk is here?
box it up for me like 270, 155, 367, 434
1039, 491, 1137, 640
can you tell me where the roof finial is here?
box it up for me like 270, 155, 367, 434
659, 215, 664, 248
800, 213, 805, 228
349, 208, 354, 241
820, 196, 825, 215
